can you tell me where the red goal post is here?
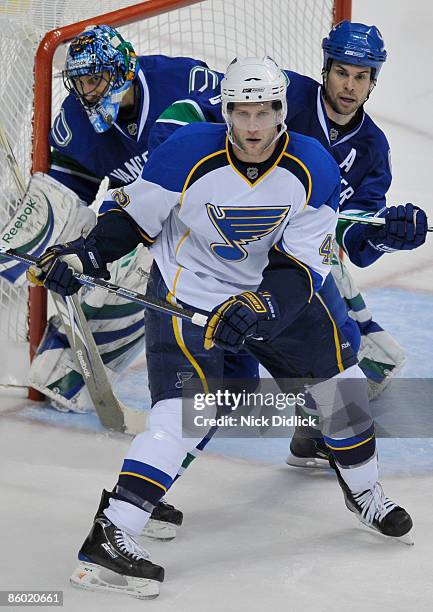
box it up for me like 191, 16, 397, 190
0, 0, 351, 397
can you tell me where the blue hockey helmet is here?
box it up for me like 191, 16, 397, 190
322, 21, 387, 81
63, 24, 138, 133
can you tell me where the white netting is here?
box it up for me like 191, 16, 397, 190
0, 0, 335, 387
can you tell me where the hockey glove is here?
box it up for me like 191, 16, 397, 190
27, 236, 110, 296
365, 203, 427, 252
204, 291, 279, 352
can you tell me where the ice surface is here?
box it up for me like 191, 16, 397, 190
2, 417, 433, 612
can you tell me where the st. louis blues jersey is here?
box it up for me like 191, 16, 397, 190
149, 70, 392, 269
96, 123, 340, 318
49, 56, 222, 203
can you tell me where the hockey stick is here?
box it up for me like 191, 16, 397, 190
1, 249, 147, 432
0, 125, 146, 433
338, 213, 433, 232
1, 247, 208, 328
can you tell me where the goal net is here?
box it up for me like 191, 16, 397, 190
0, 0, 349, 391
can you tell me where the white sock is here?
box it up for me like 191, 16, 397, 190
104, 498, 151, 536
339, 453, 378, 493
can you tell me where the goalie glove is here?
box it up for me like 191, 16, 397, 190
204, 291, 279, 352
365, 203, 427, 252
27, 236, 110, 296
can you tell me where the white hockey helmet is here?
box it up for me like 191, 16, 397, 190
221, 56, 288, 142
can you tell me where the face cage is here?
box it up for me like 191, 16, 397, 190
62, 68, 117, 109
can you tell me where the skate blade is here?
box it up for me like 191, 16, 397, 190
358, 520, 414, 546
141, 519, 177, 541
70, 561, 160, 599
286, 453, 330, 469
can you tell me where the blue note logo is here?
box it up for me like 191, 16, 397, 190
175, 371, 194, 389
207, 204, 291, 262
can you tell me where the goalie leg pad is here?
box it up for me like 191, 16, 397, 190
29, 245, 151, 412
0, 172, 95, 285
331, 257, 406, 399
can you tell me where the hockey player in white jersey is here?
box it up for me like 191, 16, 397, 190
148, 22, 429, 469
0, 24, 221, 540
31, 57, 413, 599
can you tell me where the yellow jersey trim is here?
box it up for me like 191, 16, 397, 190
166, 244, 209, 394
175, 228, 190, 257
226, 133, 289, 188
325, 435, 374, 451
282, 152, 312, 208
119, 472, 167, 492
315, 293, 344, 373
179, 148, 226, 208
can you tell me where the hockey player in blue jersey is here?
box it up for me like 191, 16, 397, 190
286, 21, 427, 466
50, 25, 221, 199
31, 56, 413, 598
148, 21, 429, 467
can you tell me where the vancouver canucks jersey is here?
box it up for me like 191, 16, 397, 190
149, 70, 392, 268
49, 56, 221, 203
98, 123, 340, 312
284, 71, 392, 268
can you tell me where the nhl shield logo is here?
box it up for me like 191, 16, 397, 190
127, 122, 138, 136
329, 127, 339, 141
247, 166, 259, 180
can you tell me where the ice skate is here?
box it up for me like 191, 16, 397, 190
286, 427, 330, 468
331, 457, 413, 545
70, 515, 164, 599
96, 489, 183, 541
142, 498, 184, 541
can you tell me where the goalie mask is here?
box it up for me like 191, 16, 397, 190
63, 24, 138, 133
221, 56, 288, 151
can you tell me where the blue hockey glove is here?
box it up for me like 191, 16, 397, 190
27, 236, 110, 296
365, 204, 427, 252
204, 291, 279, 352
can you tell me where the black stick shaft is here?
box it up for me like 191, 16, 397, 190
1, 248, 208, 328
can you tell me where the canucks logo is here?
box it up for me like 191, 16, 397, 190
207, 204, 291, 262
52, 109, 73, 147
